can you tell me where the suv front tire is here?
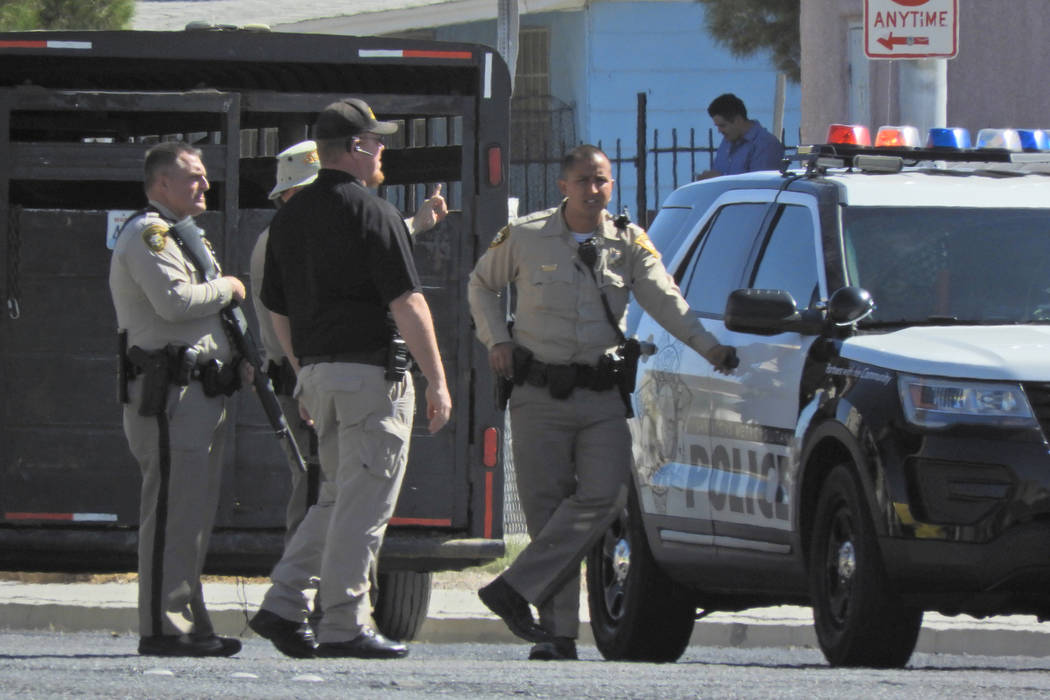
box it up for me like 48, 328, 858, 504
586, 485, 696, 661
809, 464, 923, 667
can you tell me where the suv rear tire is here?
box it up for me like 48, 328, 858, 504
809, 464, 922, 667
586, 485, 695, 661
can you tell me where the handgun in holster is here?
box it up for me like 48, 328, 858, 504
118, 330, 130, 404
169, 344, 199, 387
126, 345, 171, 417
385, 332, 411, 381
618, 338, 642, 394
496, 345, 534, 410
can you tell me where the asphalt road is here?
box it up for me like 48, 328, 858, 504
4, 631, 1050, 699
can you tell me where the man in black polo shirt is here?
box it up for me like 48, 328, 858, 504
252, 97, 452, 659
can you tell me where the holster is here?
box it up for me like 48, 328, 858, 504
267, 358, 297, 396
199, 358, 241, 397
385, 332, 411, 381
126, 345, 171, 417
118, 331, 130, 404
615, 339, 642, 419
547, 364, 577, 400
497, 345, 533, 410
168, 345, 199, 387
619, 338, 641, 394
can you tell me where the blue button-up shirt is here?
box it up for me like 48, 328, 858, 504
713, 121, 785, 175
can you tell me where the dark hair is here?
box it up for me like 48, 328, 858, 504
707, 93, 747, 121
559, 144, 609, 179
144, 141, 201, 190
316, 137, 348, 164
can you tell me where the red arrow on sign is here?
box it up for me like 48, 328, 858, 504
876, 32, 931, 50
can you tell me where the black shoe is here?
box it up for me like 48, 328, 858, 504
529, 637, 578, 661
315, 628, 408, 659
478, 576, 550, 644
249, 608, 316, 659
138, 634, 241, 657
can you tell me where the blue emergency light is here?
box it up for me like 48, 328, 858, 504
926, 127, 971, 149
1018, 129, 1050, 151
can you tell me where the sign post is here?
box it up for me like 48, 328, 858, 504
864, 0, 958, 60
864, 0, 958, 137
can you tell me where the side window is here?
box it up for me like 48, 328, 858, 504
751, 205, 820, 308
682, 203, 768, 314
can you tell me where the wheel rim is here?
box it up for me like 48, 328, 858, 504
599, 510, 631, 623
823, 504, 857, 626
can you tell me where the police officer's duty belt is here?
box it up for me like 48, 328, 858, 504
522, 357, 622, 398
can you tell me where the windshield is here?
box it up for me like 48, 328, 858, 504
843, 207, 1050, 326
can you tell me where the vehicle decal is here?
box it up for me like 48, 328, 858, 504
825, 365, 892, 385
644, 434, 793, 528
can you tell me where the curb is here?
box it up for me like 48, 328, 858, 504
2, 583, 1050, 659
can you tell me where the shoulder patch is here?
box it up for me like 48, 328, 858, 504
633, 231, 660, 259
489, 225, 511, 248
142, 222, 169, 253
512, 206, 558, 225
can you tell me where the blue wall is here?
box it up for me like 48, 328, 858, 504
434, 1, 801, 218
583, 1, 801, 216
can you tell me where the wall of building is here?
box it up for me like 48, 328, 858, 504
801, 0, 1050, 144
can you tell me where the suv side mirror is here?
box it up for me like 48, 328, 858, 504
827, 286, 875, 326
724, 289, 824, 336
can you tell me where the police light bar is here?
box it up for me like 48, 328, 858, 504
798, 123, 1050, 170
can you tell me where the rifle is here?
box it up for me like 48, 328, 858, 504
167, 217, 307, 473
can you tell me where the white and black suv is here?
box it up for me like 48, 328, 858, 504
585, 142, 1050, 667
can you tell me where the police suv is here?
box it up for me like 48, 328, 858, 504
585, 125, 1050, 667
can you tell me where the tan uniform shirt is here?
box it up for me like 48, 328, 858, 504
468, 203, 717, 366
109, 204, 235, 362
249, 227, 285, 362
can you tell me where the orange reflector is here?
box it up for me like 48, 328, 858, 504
827, 124, 871, 146
875, 125, 921, 148
487, 145, 503, 186
483, 427, 499, 467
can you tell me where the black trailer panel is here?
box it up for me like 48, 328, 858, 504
0, 29, 510, 575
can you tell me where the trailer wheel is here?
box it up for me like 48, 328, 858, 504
372, 570, 433, 641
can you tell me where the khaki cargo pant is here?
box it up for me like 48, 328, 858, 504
503, 383, 631, 638
260, 363, 414, 643
123, 378, 228, 638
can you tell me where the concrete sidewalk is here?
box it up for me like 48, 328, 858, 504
2, 580, 1050, 658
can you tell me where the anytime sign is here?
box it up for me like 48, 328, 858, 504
864, 0, 958, 59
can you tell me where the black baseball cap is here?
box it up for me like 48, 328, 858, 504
315, 97, 398, 139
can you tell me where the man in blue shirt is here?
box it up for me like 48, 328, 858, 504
698, 93, 785, 178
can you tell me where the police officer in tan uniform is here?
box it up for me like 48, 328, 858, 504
109, 141, 247, 657
250, 140, 322, 544
469, 144, 736, 660
250, 98, 452, 660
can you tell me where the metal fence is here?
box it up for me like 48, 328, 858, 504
508, 92, 797, 229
